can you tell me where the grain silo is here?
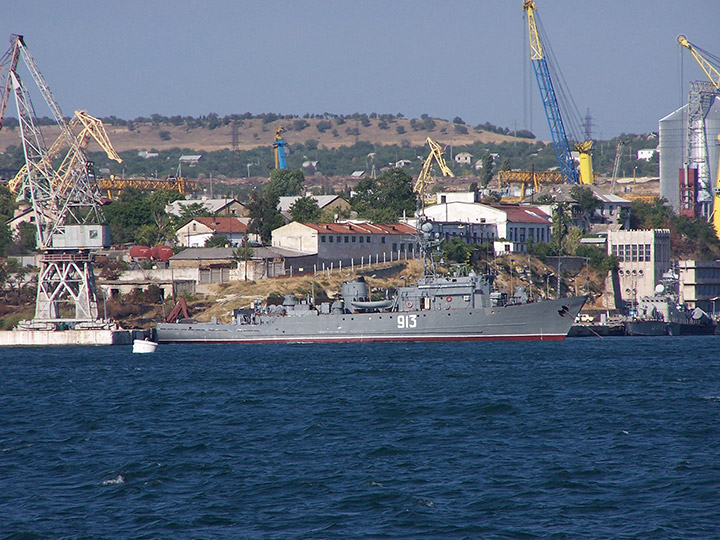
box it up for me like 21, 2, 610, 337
659, 93, 720, 214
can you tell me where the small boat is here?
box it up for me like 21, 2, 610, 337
133, 338, 158, 353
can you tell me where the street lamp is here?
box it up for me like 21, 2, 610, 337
545, 272, 554, 299
510, 258, 515, 296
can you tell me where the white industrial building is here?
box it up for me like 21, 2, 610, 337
606, 229, 672, 309
421, 201, 552, 254
659, 93, 720, 213
272, 221, 419, 267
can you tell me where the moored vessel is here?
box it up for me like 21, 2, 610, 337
155, 221, 585, 344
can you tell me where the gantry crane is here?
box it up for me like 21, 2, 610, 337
677, 35, 720, 221
95, 175, 197, 200
413, 137, 455, 212
497, 169, 563, 201
523, 0, 593, 185
273, 126, 288, 169
0, 35, 121, 329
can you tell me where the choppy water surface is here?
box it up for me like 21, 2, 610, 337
2, 337, 719, 539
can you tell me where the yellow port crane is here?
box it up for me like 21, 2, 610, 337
413, 137, 454, 212
497, 169, 563, 201
8, 110, 122, 196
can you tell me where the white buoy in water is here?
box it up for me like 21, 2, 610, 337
133, 339, 158, 353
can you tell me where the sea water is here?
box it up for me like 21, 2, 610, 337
1, 337, 719, 539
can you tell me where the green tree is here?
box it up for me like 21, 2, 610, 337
289, 196, 322, 222
536, 194, 556, 205
104, 188, 179, 245
136, 224, 163, 246
266, 169, 305, 200
442, 238, 473, 264
232, 242, 254, 262
551, 202, 570, 255
570, 186, 601, 229
247, 188, 285, 244
178, 202, 211, 220
351, 168, 415, 222
17, 222, 37, 252
561, 225, 583, 255
0, 185, 15, 219
205, 234, 230, 247
480, 152, 494, 187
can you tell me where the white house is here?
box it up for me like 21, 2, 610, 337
176, 217, 249, 248
454, 152, 473, 165
422, 202, 552, 254
434, 191, 478, 204
272, 221, 419, 266
637, 149, 657, 161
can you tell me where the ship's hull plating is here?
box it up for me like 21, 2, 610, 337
155, 296, 586, 344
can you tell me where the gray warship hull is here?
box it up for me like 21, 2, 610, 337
155, 295, 586, 344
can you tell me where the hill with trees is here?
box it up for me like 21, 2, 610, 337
0, 112, 661, 185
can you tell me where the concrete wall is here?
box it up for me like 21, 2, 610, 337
0, 329, 132, 346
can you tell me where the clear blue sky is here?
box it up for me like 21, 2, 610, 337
3, 0, 718, 141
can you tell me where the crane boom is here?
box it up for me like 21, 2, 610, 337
413, 137, 454, 211
678, 35, 720, 90
0, 35, 21, 131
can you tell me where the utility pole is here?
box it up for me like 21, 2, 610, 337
557, 259, 562, 299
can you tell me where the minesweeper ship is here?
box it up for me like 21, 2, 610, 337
155, 225, 586, 344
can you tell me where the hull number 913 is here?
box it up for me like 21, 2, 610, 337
397, 314, 417, 329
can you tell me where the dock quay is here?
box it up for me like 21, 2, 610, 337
0, 328, 141, 347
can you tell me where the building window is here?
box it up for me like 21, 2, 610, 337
393, 243, 397, 251
344, 236, 349, 243
631, 244, 638, 262
329, 236, 333, 243
352, 236, 356, 243
381, 237, 386, 244
645, 244, 651, 261
519, 228, 526, 242
367, 236, 371, 243
359, 236, 364, 243
400, 243, 405, 251
321, 235, 326, 243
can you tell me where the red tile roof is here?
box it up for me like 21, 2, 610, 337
302, 222, 417, 235
194, 217, 248, 233
491, 205, 550, 224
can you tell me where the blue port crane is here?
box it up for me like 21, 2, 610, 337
523, 0, 592, 185
273, 126, 288, 169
